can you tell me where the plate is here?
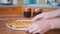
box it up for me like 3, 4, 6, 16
6, 20, 34, 30
6, 23, 26, 30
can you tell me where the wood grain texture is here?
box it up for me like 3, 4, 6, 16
0, 20, 60, 34
0, 7, 23, 15
0, 7, 56, 15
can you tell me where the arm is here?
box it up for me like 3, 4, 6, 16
32, 9, 60, 20
26, 18, 60, 34
44, 9, 60, 19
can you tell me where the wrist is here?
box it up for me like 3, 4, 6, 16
50, 18, 60, 29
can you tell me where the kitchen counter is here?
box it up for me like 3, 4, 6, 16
0, 20, 28, 34
0, 20, 60, 34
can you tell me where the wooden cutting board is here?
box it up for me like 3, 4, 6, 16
0, 20, 60, 34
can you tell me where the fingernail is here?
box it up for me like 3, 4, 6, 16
35, 33, 39, 34
26, 31, 32, 34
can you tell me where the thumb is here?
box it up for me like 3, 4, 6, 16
32, 13, 44, 21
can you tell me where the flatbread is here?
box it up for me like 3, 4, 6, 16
7, 20, 33, 28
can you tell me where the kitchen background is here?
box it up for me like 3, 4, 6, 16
0, 0, 59, 5
0, 0, 60, 5
0, 0, 59, 19
0, 0, 60, 34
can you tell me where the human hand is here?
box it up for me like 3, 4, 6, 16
26, 9, 60, 34
32, 9, 60, 20
26, 18, 60, 34
26, 19, 53, 34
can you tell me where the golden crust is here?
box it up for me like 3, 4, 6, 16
7, 20, 33, 28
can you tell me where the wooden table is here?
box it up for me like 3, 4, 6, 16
0, 20, 60, 34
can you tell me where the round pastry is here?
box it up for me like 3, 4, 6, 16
7, 20, 34, 28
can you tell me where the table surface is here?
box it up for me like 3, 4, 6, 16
0, 20, 60, 34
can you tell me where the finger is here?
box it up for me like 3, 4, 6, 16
28, 27, 39, 33
26, 22, 40, 31
32, 28, 44, 34
26, 25, 34, 31
33, 29, 41, 34
32, 25, 49, 34
41, 27, 50, 34
32, 14, 44, 20
26, 23, 37, 31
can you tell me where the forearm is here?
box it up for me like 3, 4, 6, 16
43, 9, 60, 19
52, 9, 60, 16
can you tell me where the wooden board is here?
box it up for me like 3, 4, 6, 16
0, 20, 60, 34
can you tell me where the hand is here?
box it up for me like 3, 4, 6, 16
26, 9, 60, 34
26, 19, 53, 34
32, 9, 60, 20
26, 18, 60, 34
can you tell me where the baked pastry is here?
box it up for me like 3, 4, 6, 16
7, 20, 33, 28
